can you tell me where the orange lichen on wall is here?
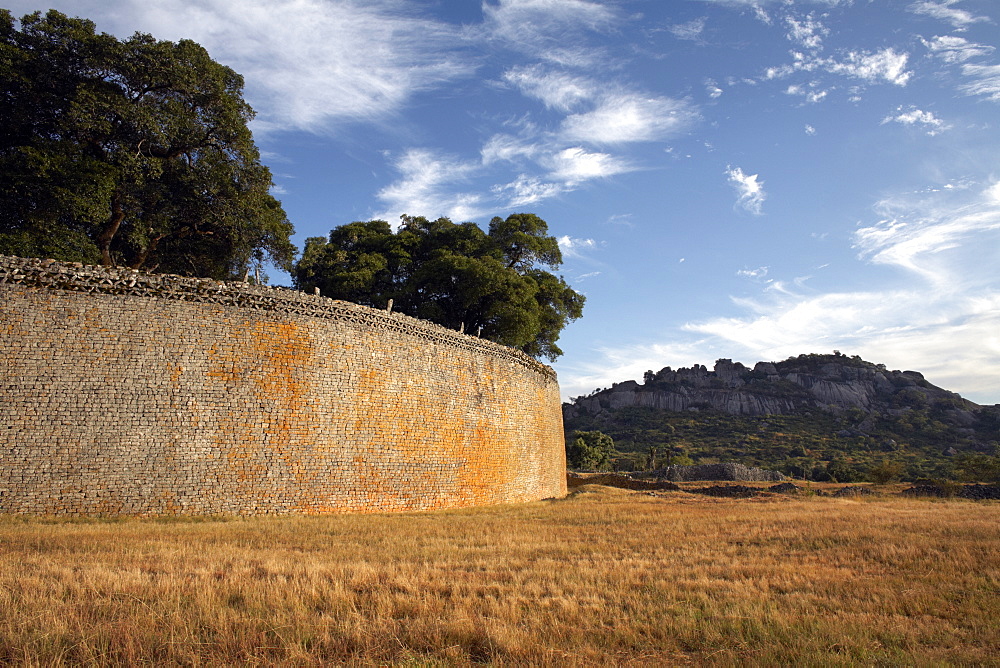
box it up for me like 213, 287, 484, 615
0, 256, 566, 516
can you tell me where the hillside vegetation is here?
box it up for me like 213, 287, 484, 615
563, 353, 1000, 481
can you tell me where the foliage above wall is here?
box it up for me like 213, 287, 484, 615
294, 213, 585, 360
0, 10, 295, 279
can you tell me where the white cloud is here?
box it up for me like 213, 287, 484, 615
761, 47, 912, 91
669, 17, 707, 41
737, 266, 769, 279
607, 213, 634, 227
479, 78, 694, 209
764, 64, 795, 80
909, 0, 990, 28
805, 124, 817, 134
726, 166, 767, 215
375, 149, 485, 223
545, 147, 632, 184
826, 48, 912, 85
491, 175, 565, 206
922, 35, 995, 63
881, 107, 951, 135
503, 65, 594, 111
960, 63, 1000, 101
785, 82, 829, 103
855, 180, 1000, 284
481, 134, 541, 165
785, 14, 828, 50
557, 235, 598, 259
482, 0, 620, 67
561, 94, 698, 144
706, 80, 724, 98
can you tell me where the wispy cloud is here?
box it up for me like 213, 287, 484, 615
491, 175, 564, 206
557, 235, 598, 259
855, 180, 1000, 284
784, 14, 828, 50
482, 0, 621, 67
922, 35, 995, 63
960, 63, 1000, 101
761, 47, 913, 91
881, 106, 951, 135
375, 149, 485, 222
560, 94, 699, 144
669, 17, 707, 41
700, 0, 774, 24
607, 213, 634, 227
785, 82, 829, 103
478, 68, 700, 209
503, 65, 594, 112
909, 0, 990, 28
825, 48, 912, 86
726, 166, 767, 215
481, 133, 540, 165
737, 266, 769, 279
545, 147, 632, 184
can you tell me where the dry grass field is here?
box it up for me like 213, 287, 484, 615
1, 486, 998, 666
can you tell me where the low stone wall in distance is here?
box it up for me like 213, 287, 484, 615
0, 256, 567, 515
654, 463, 786, 482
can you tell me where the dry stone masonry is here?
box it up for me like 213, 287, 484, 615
0, 255, 567, 515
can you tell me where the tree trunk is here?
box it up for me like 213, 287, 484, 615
98, 191, 125, 266
130, 233, 167, 270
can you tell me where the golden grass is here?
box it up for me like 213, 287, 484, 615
1, 488, 998, 666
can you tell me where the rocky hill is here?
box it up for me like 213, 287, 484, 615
563, 353, 1000, 480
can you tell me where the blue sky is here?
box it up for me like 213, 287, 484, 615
9, 0, 1000, 404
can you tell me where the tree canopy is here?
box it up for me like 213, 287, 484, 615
293, 213, 585, 361
567, 431, 614, 471
0, 9, 294, 279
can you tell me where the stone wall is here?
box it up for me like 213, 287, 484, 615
655, 463, 786, 482
0, 256, 567, 515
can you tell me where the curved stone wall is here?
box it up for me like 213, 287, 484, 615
0, 256, 567, 515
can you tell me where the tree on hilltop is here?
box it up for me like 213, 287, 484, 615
293, 213, 585, 361
0, 9, 295, 279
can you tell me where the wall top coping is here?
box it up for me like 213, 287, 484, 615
0, 255, 557, 382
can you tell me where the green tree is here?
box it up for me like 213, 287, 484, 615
0, 10, 294, 278
294, 213, 584, 360
825, 459, 861, 483
868, 459, 905, 484
672, 453, 695, 466
952, 453, 1000, 483
567, 431, 614, 471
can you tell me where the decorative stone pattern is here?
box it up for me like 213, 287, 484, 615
0, 255, 567, 515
